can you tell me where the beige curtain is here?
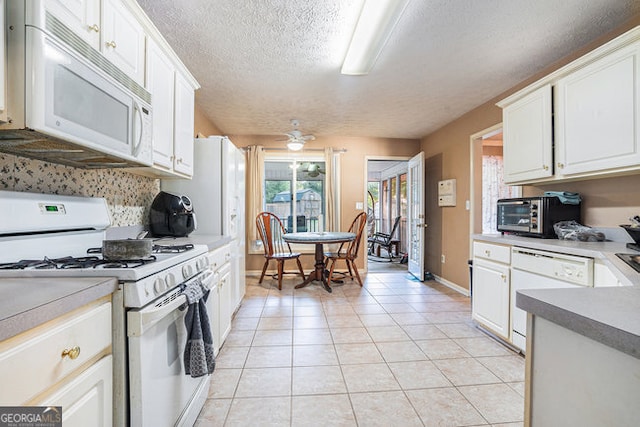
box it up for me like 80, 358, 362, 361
324, 147, 336, 231
247, 145, 265, 245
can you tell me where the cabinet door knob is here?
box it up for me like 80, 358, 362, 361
485, 250, 490, 256
557, 162, 564, 169
543, 165, 549, 171
106, 40, 117, 49
501, 274, 507, 281
88, 24, 100, 33
61, 346, 81, 360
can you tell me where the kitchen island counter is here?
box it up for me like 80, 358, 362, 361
0, 277, 118, 341
517, 286, 640, 425
517, 286, 640, 359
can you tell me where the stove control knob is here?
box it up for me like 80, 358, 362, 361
183, 264, 194, 279
196, 257, 208, 271
165, 273, 176, 289
154, 278, 166, 294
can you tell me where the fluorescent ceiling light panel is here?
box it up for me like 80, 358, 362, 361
341, 0, 410, 75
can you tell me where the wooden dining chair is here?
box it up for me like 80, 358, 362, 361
324, 212, 367, 287
255, 212, 306, 290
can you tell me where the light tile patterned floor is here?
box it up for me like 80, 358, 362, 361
196, 272, 525, 427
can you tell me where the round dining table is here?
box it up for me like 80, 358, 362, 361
283, 231, 355, 293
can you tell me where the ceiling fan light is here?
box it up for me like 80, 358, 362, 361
341, 0, 410, 76
287, 141, 304, 151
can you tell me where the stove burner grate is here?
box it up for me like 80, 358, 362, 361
616, 253, 640, 274
92, 256, 157, 269
153, 243, 194, 253
0, 254, 157, 270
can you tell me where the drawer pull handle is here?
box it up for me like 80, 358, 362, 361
485, 250, 490, 256
61, 346, 81, 360
88, 24, 100, 33
106, 40, 117, 49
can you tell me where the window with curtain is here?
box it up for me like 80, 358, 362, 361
482, 155, 518, 233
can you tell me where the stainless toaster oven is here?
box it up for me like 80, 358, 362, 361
496, 196, 581, 238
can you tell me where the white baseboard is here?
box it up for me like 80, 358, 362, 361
433, 275, 470, 297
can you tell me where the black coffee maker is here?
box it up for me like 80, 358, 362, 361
149, 191, 197, 237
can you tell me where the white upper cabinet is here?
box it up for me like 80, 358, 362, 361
145, 39, 196, 178
146, 38, 175, 170
502, 85, 553, 184
102, 0, 146, 85
45, 0, 101, 49
555, 42, 640, 177
173, 72, 195, 177
45, 0, 200, 177
46, 0, 145, 86
498, 26, 640, 184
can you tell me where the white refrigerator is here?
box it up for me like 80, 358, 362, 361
161, 136, 246, 310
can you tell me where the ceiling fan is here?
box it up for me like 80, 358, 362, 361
298, 162, 325, 177
278, 119, 315, 151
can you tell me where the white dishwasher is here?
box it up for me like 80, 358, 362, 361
511, 247, 593, 352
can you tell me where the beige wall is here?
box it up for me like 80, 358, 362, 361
420, 15, 640, 291
421, 105, 502, 289
228, 135, 421, 274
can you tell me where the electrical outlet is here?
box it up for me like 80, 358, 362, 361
441, 254, 445, 263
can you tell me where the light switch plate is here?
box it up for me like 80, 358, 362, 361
355, 202, 363, 210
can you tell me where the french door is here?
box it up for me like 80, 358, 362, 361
407, 152, 425, 280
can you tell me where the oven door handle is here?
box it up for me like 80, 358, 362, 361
128, 270, 215, 337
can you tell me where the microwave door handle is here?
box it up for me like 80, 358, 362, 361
132, 100, 144, 157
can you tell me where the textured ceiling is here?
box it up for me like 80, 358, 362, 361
136, 0, 640, 140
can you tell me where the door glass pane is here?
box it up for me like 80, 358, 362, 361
367, 182, 380, 234
391, 176, 398, 220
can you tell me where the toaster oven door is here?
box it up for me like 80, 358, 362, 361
497, 201, 533, 233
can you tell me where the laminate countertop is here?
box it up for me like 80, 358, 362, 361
517, 286, 640, 359
0, 277, 118, 342
472, 233, 639, 286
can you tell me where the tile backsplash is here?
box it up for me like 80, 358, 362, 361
0, 153, 159, 226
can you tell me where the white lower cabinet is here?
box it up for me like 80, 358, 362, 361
207, 244, 233, 352
471, 241, 511, 340
37, 355, 112, 427
218, 264, 232, 345
0, 297, 112, 418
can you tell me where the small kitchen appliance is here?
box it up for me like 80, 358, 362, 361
149, 191, 197, 237
0, 190, 212, 427
497, 196, 581, 238
0, 2, 153, 168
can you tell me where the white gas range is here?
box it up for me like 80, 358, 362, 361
0, 190, 214, 427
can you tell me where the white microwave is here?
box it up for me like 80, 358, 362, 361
0, 2, 152, 168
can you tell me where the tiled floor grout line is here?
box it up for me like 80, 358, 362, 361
201, 273, 524, 426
